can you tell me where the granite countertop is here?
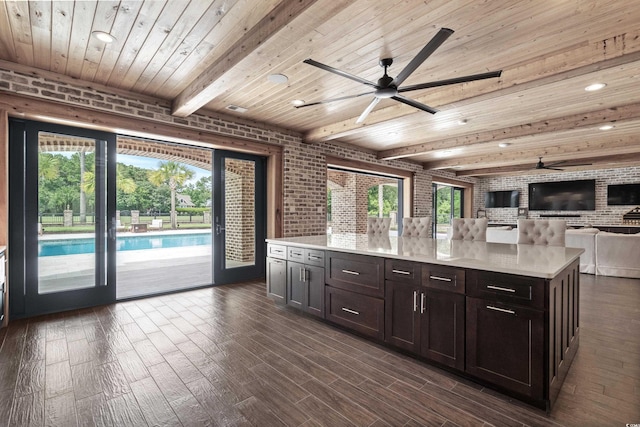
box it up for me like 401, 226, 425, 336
266, 234, 584, 279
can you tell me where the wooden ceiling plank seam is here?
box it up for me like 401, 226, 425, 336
80, 0, 121, 82
157, 0, 278, 97
378, 102, 640, 160
303, 27, 640, 143
49, 0, 73, 74
0, 1, 17, 60
5, 0, 34, 66
64, 0, 97, 78
118, 0, 192, 90
142, 0, 226, 95
171, 0, 327, 117
27, 1, 51, 71
133, 0, 223, 94
93, 0, 145, 84
105, 0, 167, 87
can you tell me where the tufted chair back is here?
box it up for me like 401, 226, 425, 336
516, 219, 566, 246
449, 218, 488, 241
401, 217, 431, 238
367, 217, 391, 235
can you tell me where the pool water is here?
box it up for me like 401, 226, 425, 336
39, 232, 212, 257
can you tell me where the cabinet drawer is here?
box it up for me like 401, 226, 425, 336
267, 243, 287, 260
287, 246, 304, 262
385, 259, 421, 285
422, 265, 465, 294
326, 252, 384, 298
325, 286, 384, 340
468, 270, 545, 309
304, 249, 325, 267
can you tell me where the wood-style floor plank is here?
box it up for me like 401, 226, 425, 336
0, 275, 638, 426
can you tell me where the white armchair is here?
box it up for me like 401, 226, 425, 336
401, 217, 431, 238
149, 219, 163, 230
450, 218, 488, 241
367, 217, 390, 235
517, 219, 566, 246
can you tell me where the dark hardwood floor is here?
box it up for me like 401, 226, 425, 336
0, 273, 638, 426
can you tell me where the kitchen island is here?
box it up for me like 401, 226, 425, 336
266, 234, 582, 411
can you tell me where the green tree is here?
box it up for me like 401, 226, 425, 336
182, 176, 211, 207
148, 161, 194, 229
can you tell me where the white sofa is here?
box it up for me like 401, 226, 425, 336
595, 231, 640, 279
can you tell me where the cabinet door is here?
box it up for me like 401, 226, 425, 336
287, 261, 305, 310
420, 290, 465, 370
305, 265, 325, 318
466, 297, 544, 399
266, 257, 287, 303
385, 281, 421, 353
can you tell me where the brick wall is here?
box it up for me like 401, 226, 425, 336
476, 168, 640, 226
2, 66, 474, 237
224, 159, 255, 262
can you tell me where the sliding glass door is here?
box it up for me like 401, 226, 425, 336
9, 120, 116, 316
432, 183, 464, 239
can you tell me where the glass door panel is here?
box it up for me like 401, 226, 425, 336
213, 150, 266, 285
38, 136, 101, 293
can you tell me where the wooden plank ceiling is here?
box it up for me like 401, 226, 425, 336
1, 0, 640, 176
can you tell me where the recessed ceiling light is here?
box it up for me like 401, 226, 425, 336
498, 142, 510, 148
291, 99, 305, 107
585, 83, 606, 91
91, 31, 116, 43
268, 74, 288, 84
457, 119, 468, 125
599, 124, 614, 130
225, 104, 248, 113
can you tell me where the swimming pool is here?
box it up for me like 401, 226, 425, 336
38, 232, 212, 257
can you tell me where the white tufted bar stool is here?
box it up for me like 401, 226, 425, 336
449, 218, 488, 241
516, 219, 566, 246
367, 217, 391, 235
401, 217, 431, 238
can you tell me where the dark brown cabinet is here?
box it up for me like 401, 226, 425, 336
326, 286, 384, 340
466, 297, 544, 399
287, 261, 324, 318
266, 257, 286, 303
384, 261, 465, 370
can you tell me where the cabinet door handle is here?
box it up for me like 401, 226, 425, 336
429, 275, 452, 282
341, 270, 360, 276
342, 307, 359, 315
486, 305, 516, 315
392, 269, 411, 275
486, 285, 516, 293
413, 291, 418, 312
420, 293, 426, 314
303, 268, 307, 282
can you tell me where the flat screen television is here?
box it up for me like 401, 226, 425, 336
528, 179, 596, 211
485, 190, 520, 208
607, 183, 640, 205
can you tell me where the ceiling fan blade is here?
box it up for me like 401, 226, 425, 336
356, 98, 381, 123
392, 28, 454, 87
303, 59, 378, 88
397, 70, 503, 93
544, 167, 564, 171
295, 91, 375, 108
391, 95, 438, 114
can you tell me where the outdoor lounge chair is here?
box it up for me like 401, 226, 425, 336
116, 220, 127, 232
149, 219, 163, 230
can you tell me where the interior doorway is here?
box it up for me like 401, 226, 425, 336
433, 183, 464, 239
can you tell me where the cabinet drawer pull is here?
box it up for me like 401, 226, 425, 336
291, 251, 302, 256
486, 305, 516, 315
392, 269, 411, 275
486, 285, 516, 293
341, 269, 360, 276
429, 275, 452, 282
413, 291, 418, 312
308, 255, 322, 260
272, 249, 283, 254
420, 293, 426, 314
341, 307, 359, 315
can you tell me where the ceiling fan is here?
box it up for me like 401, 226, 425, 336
534, 157, 593, 171
296, 28, 502, 123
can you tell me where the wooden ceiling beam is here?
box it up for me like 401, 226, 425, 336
303, 29, 640, 144
171, 0, 321, 118
456, 152, 640, 177
378, 102, 640, 160
423, 134, 640, 170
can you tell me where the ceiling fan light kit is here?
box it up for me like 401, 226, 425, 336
297, 28, 502, 123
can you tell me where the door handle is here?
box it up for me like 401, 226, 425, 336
420, 293, 426, 314
215, 224, 226, 235
413, 291, 418, 312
